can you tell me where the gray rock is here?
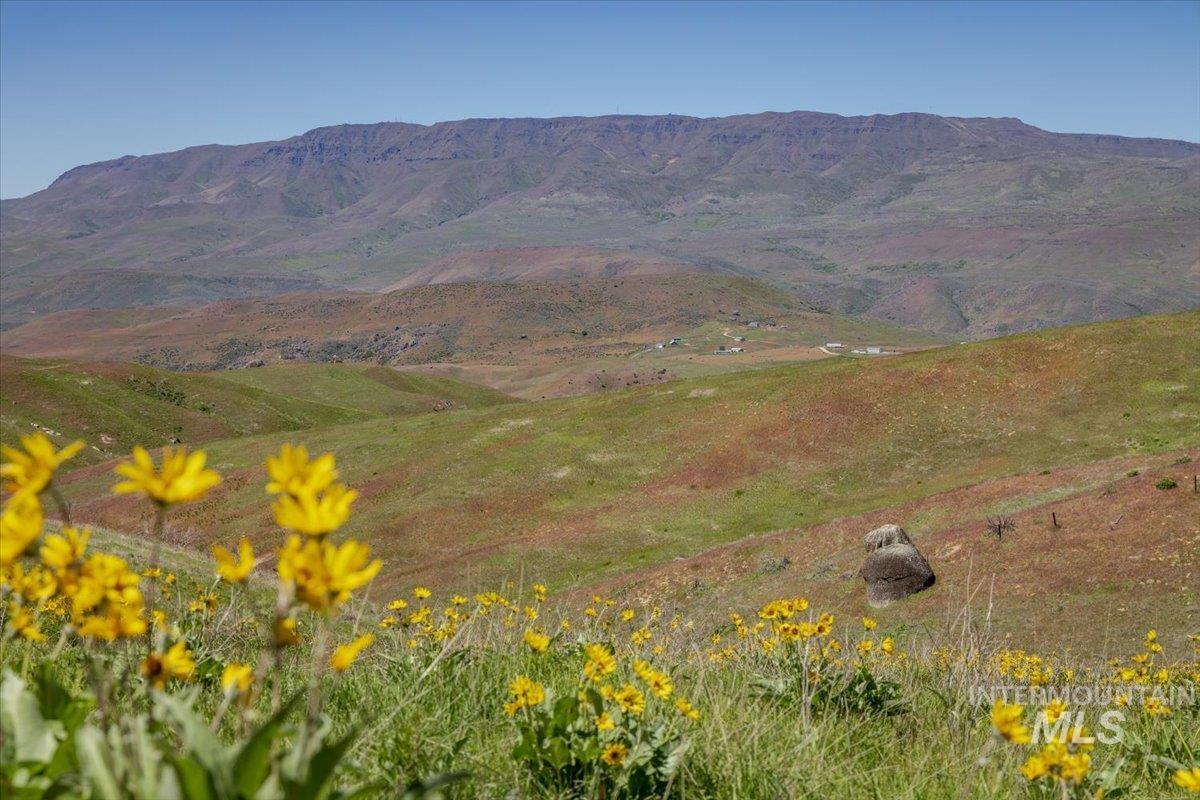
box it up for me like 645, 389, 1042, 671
860, 542, 935, 607
863, 523, 913, 553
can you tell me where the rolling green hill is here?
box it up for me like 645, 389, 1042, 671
55, 312, 1198, 597
0, 356, 513, 464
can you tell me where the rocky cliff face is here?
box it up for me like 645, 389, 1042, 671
2, 111, 1197, 335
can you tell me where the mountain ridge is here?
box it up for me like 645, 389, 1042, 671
3, 110, 1197, 336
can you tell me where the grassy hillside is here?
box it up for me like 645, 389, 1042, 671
211, 363, 514, 415
0, 356, 511, 464
58, 312, 1199, 597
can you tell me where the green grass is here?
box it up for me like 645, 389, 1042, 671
3, 533, 1196, 799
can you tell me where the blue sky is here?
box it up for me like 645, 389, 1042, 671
2, 0, 1197, 198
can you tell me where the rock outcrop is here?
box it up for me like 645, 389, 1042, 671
860, 524, 935, 607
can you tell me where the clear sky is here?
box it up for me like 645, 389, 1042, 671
2, 0, 1198, 198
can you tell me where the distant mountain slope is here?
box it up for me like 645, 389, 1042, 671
383, 246, 702, 290
2, 111, 1197, 335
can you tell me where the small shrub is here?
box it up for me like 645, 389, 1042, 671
1156, 477, 1178, 490
1126, 469, 1140, 477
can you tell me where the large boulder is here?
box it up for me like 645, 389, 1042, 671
863, 523, 913, 553
860, 541, 935, 608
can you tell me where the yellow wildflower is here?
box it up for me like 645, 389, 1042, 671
1, 432, 83, 498
595, 711, 615, 731
1, 494, 43, 567
1043, 698, 1068, 724
221, 662, 254, 694
5, 602, 46, 641
991, 699, 1031, 744
331, 633, 375, 672
413, 586, 431, 599
276, 535, 381, 611
213, 537, 255, 582
532, 583, 547, 602
1143, 695, 1171, 716
271, 482, 356, 537
503, 675, 545, 715
265, 444, 337, 497
675, 697, 701, 721
387, 598, 409, 611
523, 628, 551, 653
1173, 768, 1200, 793
583, 643, 617, 682
67, 552, 147, 640
113, 446, 220, 505
600, 743, 627, 767
141, 641, 196, 688
862, 616, 877, 630
613, 684, 645, 716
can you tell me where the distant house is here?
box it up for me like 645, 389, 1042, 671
655, 342, 665, 349
733, 336, 746, 342
748, 321, 760, 329
866, 346, 882, 355
668, 337, 682, 346
729, 347, 744, 353
825, 342, 843, 349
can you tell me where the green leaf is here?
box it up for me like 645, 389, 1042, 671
1, 670, 64, 764
543, 736, 571, 770
152, 691, 225, 773
170, 755, 217, 800
233, 693, 302, 797
285, 729, 358, 800
74, 725, 122, 800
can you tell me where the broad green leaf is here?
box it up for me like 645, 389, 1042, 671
74, 725, 121, 800
233, 693, 302, 797
1, 670, 63, 764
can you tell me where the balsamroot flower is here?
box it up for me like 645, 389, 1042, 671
6, 602, 46, 641
276, 535, 380, 611
40, 526, 90, 571
213, 537, 255, 582
583, 643, 616, 682
613, 684, 645, 716
991, 699, 1031, 744
66, 552, 148, 640
271, 482, 357, 537
1, 494, 44, 567
141, 640, 196, 688
331, 633, 375, 672
1174, 768, 1200, 793
1, 432, 83, 498
600, 743, 628, 767
523, 628, 550, 653
113, 446, 221, 506
1020, 741, 1091, 784
503, 674, 545, 715
633, 659, 673, 699
266, 444, 338, 497
674, 697, 701, 721
221, 662, 254, 694
266, 445, 356, 536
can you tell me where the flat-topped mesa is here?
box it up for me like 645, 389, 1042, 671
860, 524, 935, 607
